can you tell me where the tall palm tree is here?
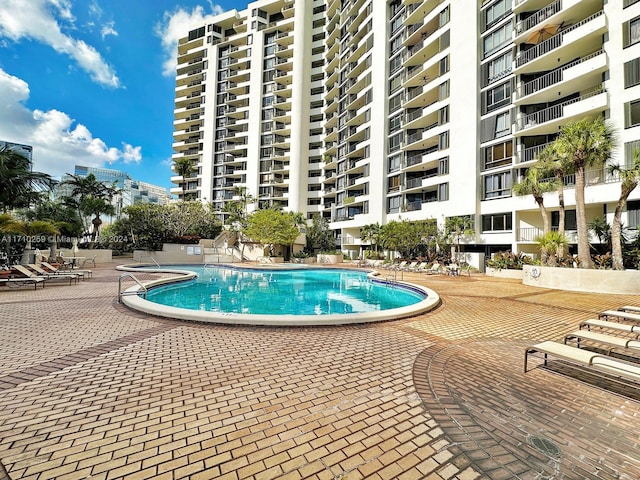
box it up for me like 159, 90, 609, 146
360, 223, 380, 254
609, 150, 640, 270
553, 117, 615, 268
537, 143, 571, 256
0, 145, 55, 212
513, 166, 557, 236
173, 158, 197, 200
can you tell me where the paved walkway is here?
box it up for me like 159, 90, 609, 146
0, 264, 638, 479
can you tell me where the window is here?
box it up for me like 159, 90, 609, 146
438, 157, 449, 175
484, 81, 511, 113
438, 131, 449, 150
628, 200, 640, 228
388, 175, 400, 193
388, 196, 401, 213
625, 58, 640, 89
482, 213, 512, 232
625, 0, 640, 6
483, 22, 512, 57
388, 133, 403, 153
388, 94, 402, 113
483, 141, 513, 169
391, 16, 403, 34
484, 172, 512, 199
389, 55, 403, 74
484, 0, 512, 30
437, 183, 449, 201
390, 35, 403, 55
388, 155, 401, 173
625, 99, 640, 128
624, 17, 640, 47
389, 73, 403, 94
495, 111, 511, 137
389, 114, 402, 134
552, 210, 577, 230
486, 51, 512, 84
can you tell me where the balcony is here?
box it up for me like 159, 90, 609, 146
514, 88, 607, 135
514, 11, 606, 74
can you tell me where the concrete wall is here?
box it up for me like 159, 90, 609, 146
523, 265, 640, 294
58, 249, 112, 264
133, 244, 204, 264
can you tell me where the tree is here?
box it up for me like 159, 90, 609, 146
306, 214, 335, 253
537, 143, 571, 257
512, 166, 556, 236
553, 117, 615, 268
444, 216, 475, 263
0, 144, 55, 212
534, 231, 569, 267
360, 223, 380, 256
609, 150, 640, 270
61, 173, 120, 238
173, 158, 197, 200
243, 208, 300, 257
378, 219, 436, 259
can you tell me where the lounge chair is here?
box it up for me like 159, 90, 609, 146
524, 340, 640, 382
27, 264, 81, 283
599, 310, 640, 323
620, 305, 640, 314
409, 262, 428, 273
41, 261, 92, 279
564, 330, 640, 356
580, 318, 640, 336
0, 277, 45, 290
402, 261, 419, 271
424, 263, 442, 275
12, 265, 74, 286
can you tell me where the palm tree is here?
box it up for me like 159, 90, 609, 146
444, 216, 474, 263
553, 117, 615, 268
534, 231, 569, 267
513, 166, 557, 236
609, 150, 640, 270
173, 158, 197, 200
61, 173, 120, 238
360, 223, 380, 256
0, 145, 55, 212
537, 143, 571, 257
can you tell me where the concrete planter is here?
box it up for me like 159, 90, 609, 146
258, 256, 284, 264
523, 265, 640, 294
317, 254, 343, 264
292, 257, 315, 264
485, 267, 524, 280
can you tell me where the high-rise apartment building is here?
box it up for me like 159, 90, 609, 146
172, 0, 640, 259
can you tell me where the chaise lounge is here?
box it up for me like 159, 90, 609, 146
524, 340, 640, 382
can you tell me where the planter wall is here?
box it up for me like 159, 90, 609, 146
523, 265, 640, 294
317, 254, 343, 264
485, 267, 524, 280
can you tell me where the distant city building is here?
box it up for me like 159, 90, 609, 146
55, 165, 171, 220
0, 140, 33, 162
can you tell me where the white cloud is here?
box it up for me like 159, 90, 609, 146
0, 68, 141, 178
0, 0, 120, 88
155, 4, 225, 77
101, 21, 118, 39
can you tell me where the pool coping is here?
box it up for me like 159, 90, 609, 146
116, 263, 441, 326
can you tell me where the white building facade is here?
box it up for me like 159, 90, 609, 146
172, 0, 640, 259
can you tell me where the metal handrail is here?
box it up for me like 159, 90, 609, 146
118, 273, 148, 303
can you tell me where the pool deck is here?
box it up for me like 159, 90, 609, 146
0, 263, 638, 480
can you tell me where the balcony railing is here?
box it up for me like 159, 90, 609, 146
516, 0, 560, 34
520, 50, 603, 98
515, 88, 604, 131
515, 11, 604, 68
517, 227, 577, 242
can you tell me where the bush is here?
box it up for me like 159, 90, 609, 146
486, 251, 534, 270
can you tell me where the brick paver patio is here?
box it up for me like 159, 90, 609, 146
0, 264, 638, 479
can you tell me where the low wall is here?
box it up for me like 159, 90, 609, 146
523, 265, 640, 294
133, 243, 204, 264
59, 249, 112, 264
485, 267, 524, 280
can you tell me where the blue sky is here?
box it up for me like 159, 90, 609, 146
0, 0, 242, 191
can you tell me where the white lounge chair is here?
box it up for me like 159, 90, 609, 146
525, 340, 640, 382
41, 261, 92, 279
12, 265, 74, 285
27, 264, 81, 283
599, 310, 640, 323
580, 318, 640, 336
564, 330, 640, 356
0, 277, 45, 290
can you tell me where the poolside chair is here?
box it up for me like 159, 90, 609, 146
12, 265, 74, 286
409, 262, 427, 272
27, 264, 81, 283
82, 254, 97, 268
424, 263, 442, 275
0, 277, 45, 290
41, 261, 92, 279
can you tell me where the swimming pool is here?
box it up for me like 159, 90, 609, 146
117, 264, 440, 326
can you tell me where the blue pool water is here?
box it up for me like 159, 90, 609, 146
145, 266, 425, 316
